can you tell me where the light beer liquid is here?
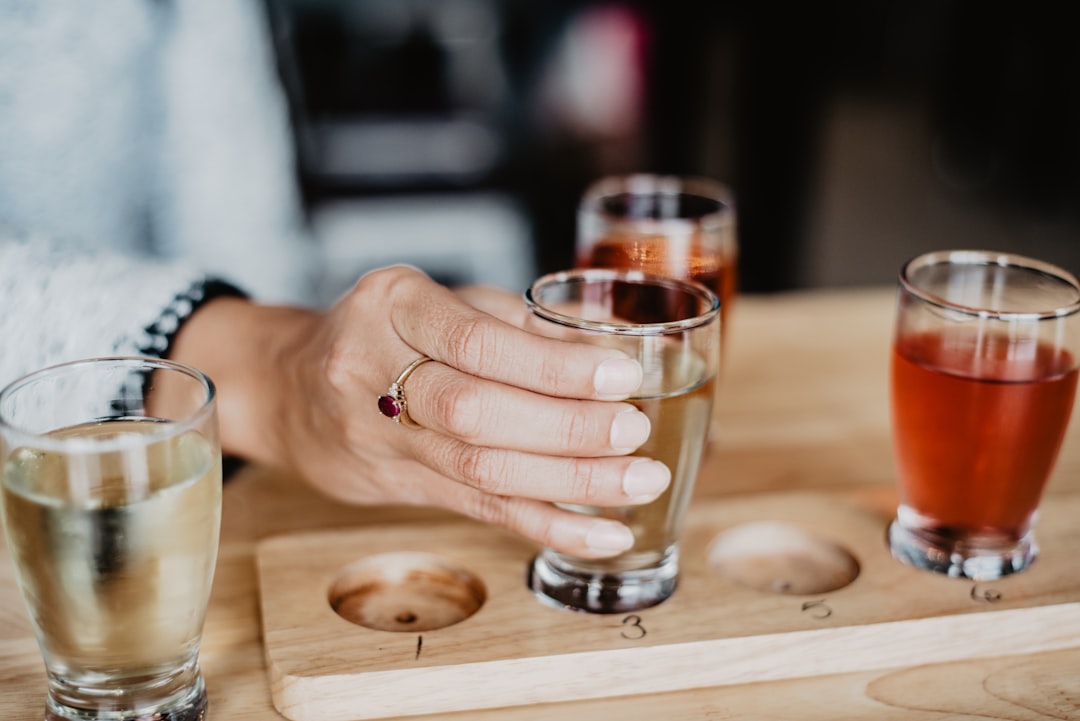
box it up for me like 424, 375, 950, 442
1, 420, 221, 689
559, 347, 714, 573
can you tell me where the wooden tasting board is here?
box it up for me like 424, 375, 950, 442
255, 490, 1080, 721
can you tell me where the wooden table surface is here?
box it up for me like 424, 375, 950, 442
3, 286, 1080, 720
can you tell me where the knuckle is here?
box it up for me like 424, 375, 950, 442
323, 338, 356, 392
463, 492, 511, 528
530, 513, 561, 549
354, 264, 418, 296
536, 351, 575, 393
346, 269, 389, 305
348, 265, 424, 316
429, 376, 486, 440
469, 496, 557, 549
569, 458, 604, 504
445, 315, 501, 376
449, 444, 507, 494
558, 406, 595, 452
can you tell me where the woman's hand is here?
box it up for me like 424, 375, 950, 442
170, 265, 670, 558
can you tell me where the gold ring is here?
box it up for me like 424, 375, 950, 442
377, 356, 433, 428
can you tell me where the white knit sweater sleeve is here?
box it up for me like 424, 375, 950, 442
0, 232, 247, 388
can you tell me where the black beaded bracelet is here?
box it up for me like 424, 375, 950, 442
135, 278, 249, 359
136, 277, 250, 481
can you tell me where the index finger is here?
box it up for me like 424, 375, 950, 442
384, 267, 643, 400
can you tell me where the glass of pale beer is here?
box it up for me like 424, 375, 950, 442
576, 174, 737, 343
889, 251, 1080, 579
525, 269, 721, 613
0, 357, 222, 721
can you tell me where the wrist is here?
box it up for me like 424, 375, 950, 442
168, 296, 319, 469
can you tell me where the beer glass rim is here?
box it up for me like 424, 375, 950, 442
899, 249, 1080, 320
580, 173, 735, 230
0, 355, 217, 454
525, 268, 721, 335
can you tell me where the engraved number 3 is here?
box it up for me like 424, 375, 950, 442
620, 614, 647, 640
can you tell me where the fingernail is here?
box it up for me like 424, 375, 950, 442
610, 408, 650, 451
622, 458, 671, 500
585, 523, 635, 553
593, 357, 642, 398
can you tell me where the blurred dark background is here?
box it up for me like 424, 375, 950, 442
262, 0, 1080, 302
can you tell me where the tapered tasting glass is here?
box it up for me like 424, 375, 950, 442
576, 174, 737, 346
524, 269, 720, 613
888, 251, 1080, 580
0, 356, 222, 721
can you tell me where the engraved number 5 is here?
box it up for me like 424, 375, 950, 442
801, 599, 832, 619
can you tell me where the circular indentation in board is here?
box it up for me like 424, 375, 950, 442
328, 552, 486, 632
706, 521, 860, 595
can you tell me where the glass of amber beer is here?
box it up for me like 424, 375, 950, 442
888, 251, 1080, 579
525, 269, 721, 612
0, 357, 222, 721
576, 174, 737, 341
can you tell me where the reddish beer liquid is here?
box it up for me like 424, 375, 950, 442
891, 330, 1078, 538
580, 233, 736, 330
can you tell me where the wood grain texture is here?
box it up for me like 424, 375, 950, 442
256, 492, 1080, 720
2, 286, 1080, 720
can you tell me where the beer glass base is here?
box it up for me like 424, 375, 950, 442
888, 519, 1038, 580
44, 672, 208, 721
527, 548, 679, 614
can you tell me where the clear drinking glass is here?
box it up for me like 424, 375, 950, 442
576, 173, 738, 343
888, 251, 1080, 579
0, 357, 223, 721
525, 269, 721, 613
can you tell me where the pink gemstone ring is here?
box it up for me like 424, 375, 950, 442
377, 356, 433, 428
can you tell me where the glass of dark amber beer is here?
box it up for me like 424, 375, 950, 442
577, 174, 737, 342
525, 269, 721, 612
888, 251, 1080, 579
